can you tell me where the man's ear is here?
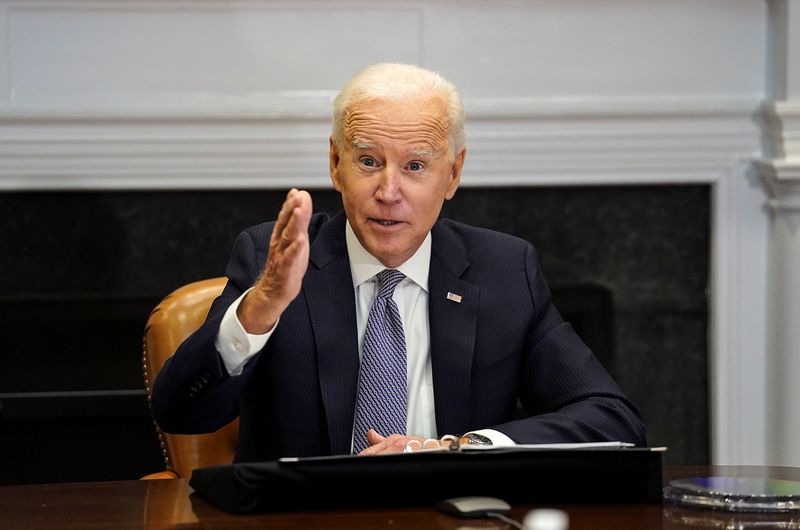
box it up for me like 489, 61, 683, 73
329, 137, 342, 192
445, 146, 466, 200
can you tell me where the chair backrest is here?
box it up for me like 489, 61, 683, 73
142, 277, 239, 478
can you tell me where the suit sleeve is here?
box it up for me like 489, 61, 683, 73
492, 243, 647, 446
150, 225, 273, 434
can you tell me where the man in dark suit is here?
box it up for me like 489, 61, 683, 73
151, 63, 645, 461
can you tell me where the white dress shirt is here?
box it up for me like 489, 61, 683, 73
345, 221, 437, 440
214, 221, 513, 447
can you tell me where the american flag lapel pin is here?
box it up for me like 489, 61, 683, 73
446, 292, 462, 303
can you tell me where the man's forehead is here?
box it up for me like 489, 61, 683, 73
342, 97, 450, 152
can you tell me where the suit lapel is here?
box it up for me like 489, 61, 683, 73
428, 221, 479, 436
302, 212, 360, 455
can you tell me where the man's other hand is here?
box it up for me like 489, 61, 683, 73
357, 429, 453, 455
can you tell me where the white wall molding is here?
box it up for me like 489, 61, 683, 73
0, 96, 761, 190
760, 100, 800, 157
758, 155, 800, 231
710, 157, 770, 466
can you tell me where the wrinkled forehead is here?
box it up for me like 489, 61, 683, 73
342, 96, 451, 150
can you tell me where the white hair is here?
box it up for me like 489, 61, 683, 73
332, 63, 465, 160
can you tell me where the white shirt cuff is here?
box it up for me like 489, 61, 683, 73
215, 288, 276, 376
470, 429, 516, 447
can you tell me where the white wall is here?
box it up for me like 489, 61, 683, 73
0, 0, 767, 189
0, 0, 785, 465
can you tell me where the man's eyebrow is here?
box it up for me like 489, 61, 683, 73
408, 146, 434, 157
350, 138, 373, 150
348, 139, 435, 157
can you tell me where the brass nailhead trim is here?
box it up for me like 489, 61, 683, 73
142, 337, 173, 473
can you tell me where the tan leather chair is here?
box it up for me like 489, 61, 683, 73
141, 277, 239, 479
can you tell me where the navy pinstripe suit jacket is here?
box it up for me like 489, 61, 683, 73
151, 211, 646, 462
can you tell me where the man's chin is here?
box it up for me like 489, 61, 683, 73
365, 243, 411, 268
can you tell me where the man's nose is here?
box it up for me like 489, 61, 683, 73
374, 167, 402, 202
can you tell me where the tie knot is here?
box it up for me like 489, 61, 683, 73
376, 269, 405, 299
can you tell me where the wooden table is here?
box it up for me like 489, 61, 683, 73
0, 466, 798, 529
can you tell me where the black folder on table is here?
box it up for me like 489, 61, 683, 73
189, 445, 664, 513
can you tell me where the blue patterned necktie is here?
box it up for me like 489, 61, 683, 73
352, 269, 408, 453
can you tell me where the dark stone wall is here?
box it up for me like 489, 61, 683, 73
0, 185, 708, 483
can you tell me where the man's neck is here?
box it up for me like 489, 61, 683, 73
345, 220, 431, 291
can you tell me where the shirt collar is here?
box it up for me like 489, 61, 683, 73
346, 220, 430, 292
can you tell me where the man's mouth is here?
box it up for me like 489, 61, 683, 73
370, 218, 401, 226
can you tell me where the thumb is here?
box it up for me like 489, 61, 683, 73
366, 429, 385, 446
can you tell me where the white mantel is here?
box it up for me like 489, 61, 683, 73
0, 0, 792, 465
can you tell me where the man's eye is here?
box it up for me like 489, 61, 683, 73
360, 157, 377, 167
407, 161, 423, 171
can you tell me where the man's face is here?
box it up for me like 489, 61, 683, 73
330, 96, 465, 268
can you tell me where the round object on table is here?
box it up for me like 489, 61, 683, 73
663, 476, 800, 513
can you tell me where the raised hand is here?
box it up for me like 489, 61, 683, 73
237, 188, 313, 334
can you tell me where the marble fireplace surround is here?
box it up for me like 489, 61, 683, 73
1, 0, 798, 466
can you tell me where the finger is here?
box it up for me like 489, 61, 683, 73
358, 445, 378, 456
404, 439, 423, 453
271, 189, 301, 247
367, 435, 423, 455
284, 193, 312, 241
422, 438, 441, 450
366, 429, 385, 445
276, 189, 299, 228
358, 443, 385, 456
282, 208, 304, 245
274, 191, 311, 255
356, 430, 387, 456
296, 189, 313, 222
278, 212, 311, 263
